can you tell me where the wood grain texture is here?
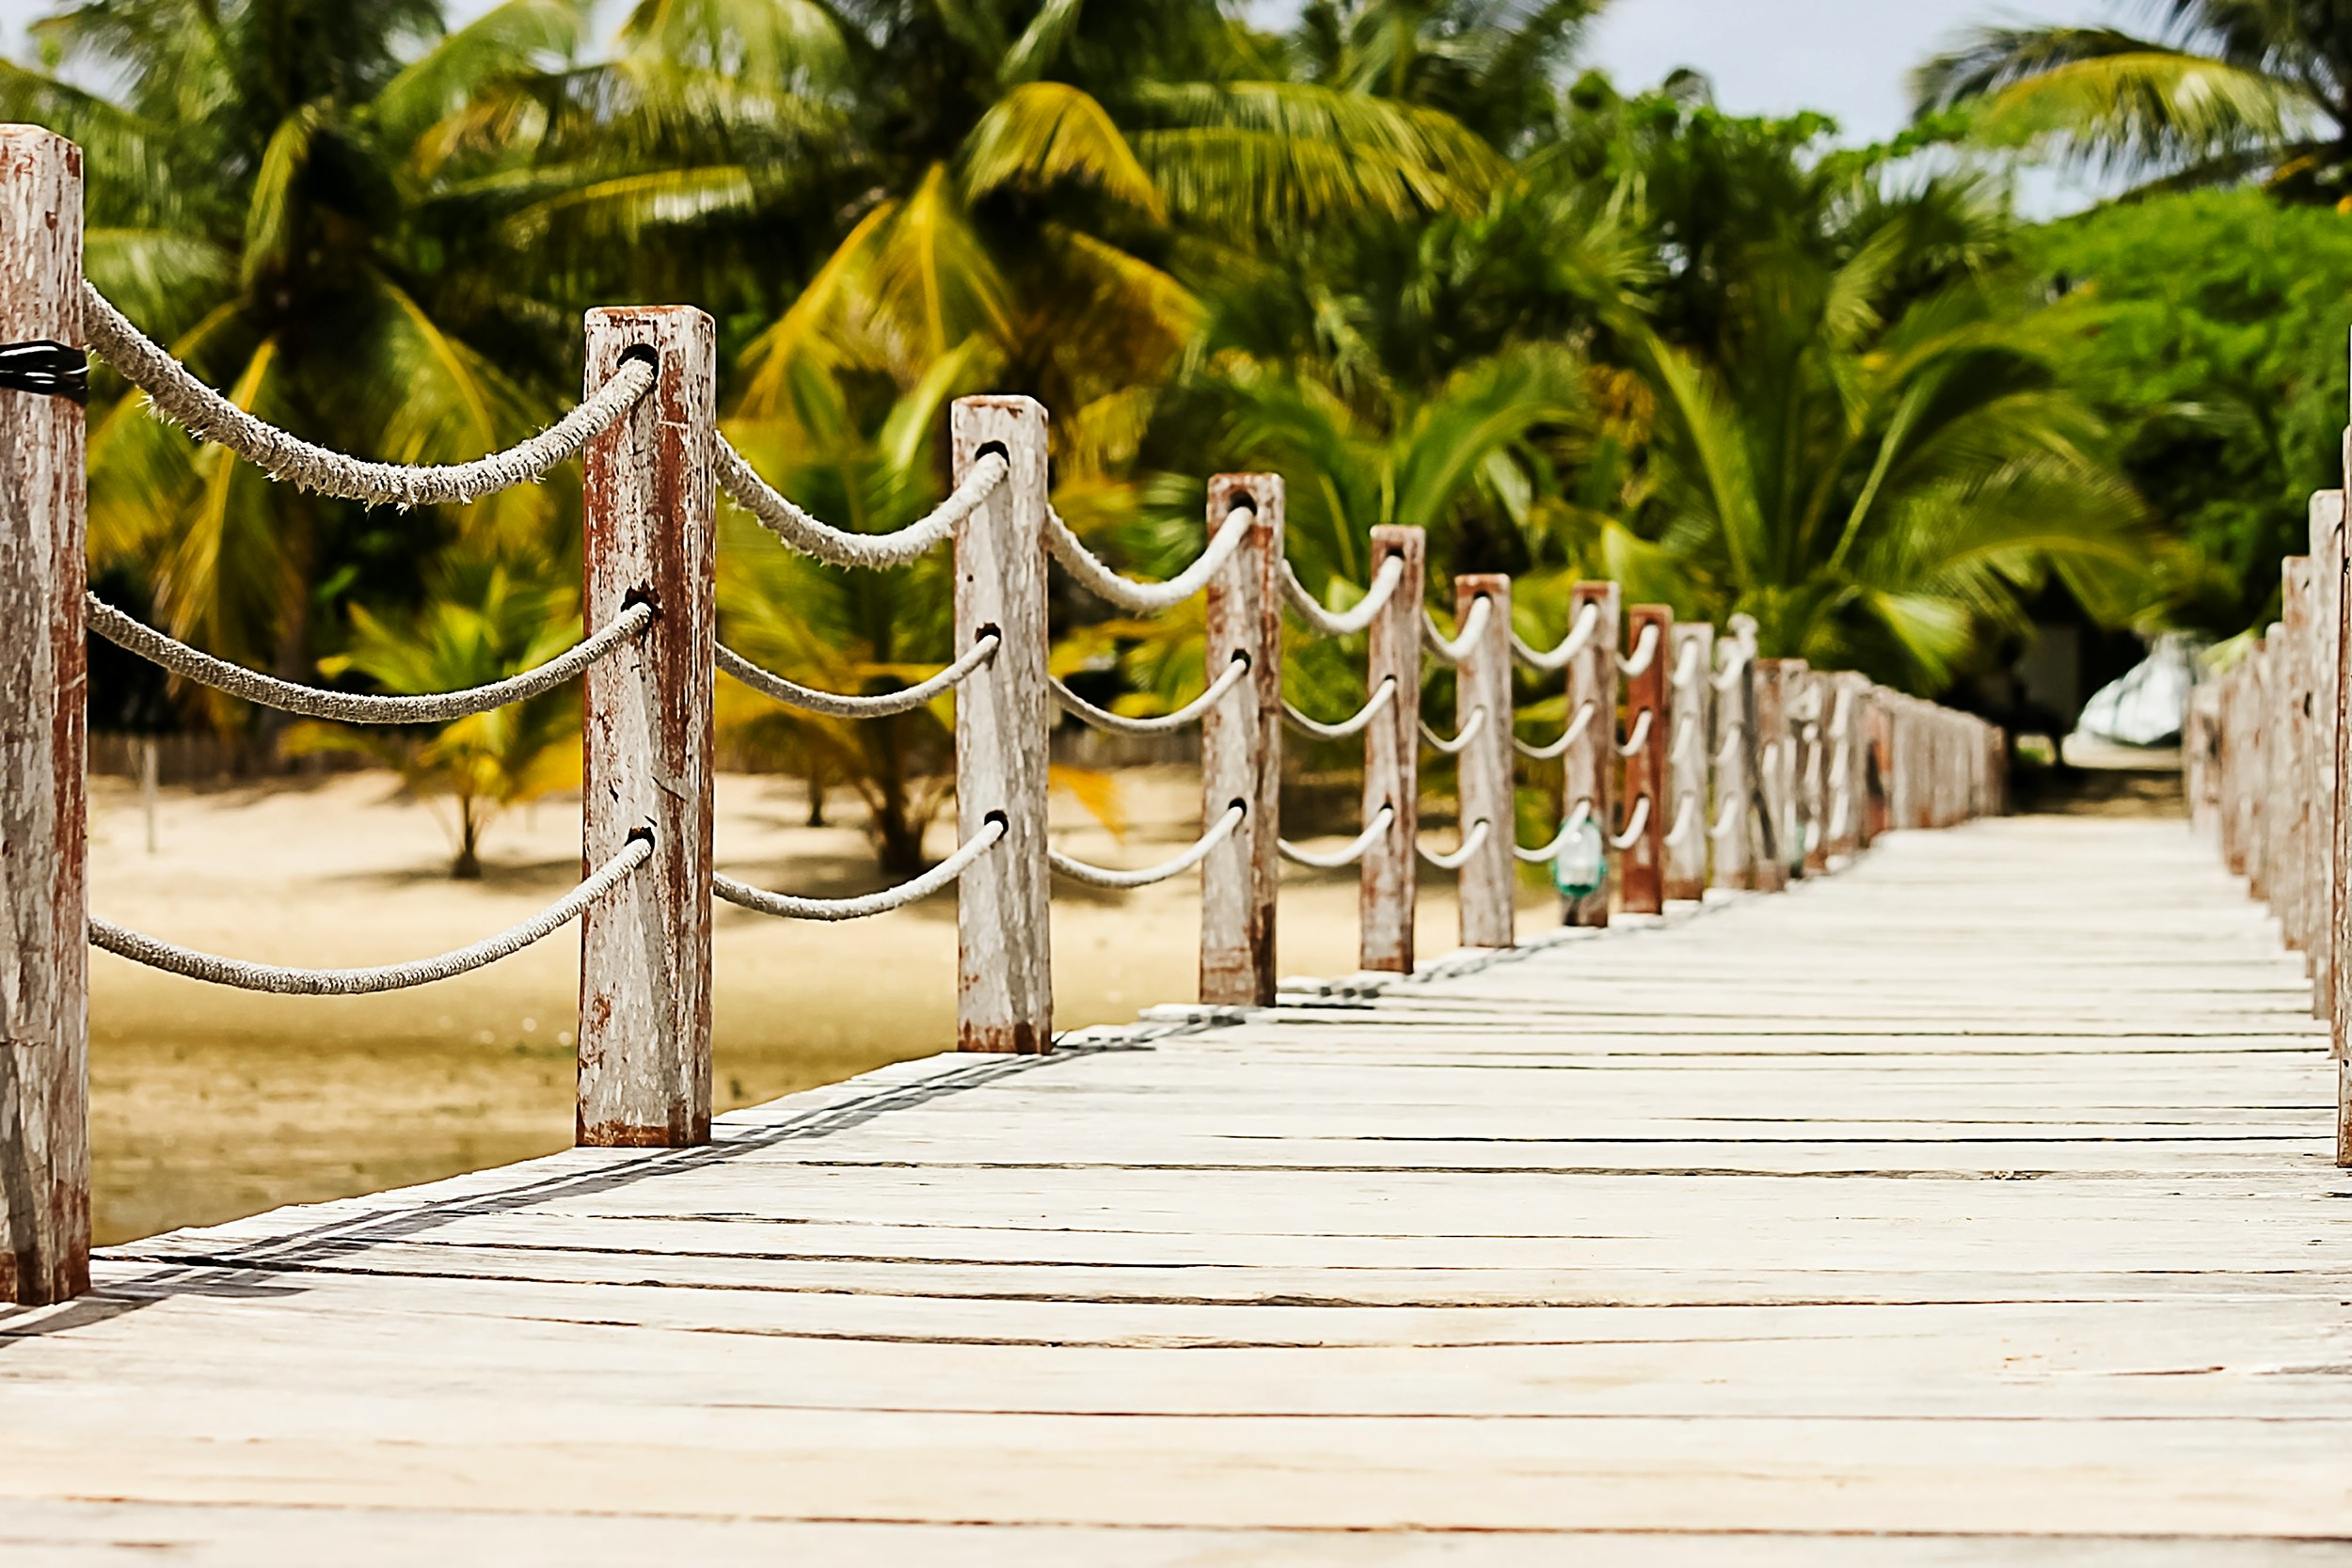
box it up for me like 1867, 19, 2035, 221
1453, 574, 1514, 949
5, 818, 2344, 1555
1664, 623, 1713, 900
0, 126, 84, 1304
1562, 581, 1620, 926
1359, 526, 1423, 974
1712, 619, 1758, 891
2308, 492, 2343, 1021
1618, 607, 1670, 913
1200, 475, 1283, 1006
579, 308, 715, 1148
1750, 659, 1790, 894
952, 397, 1052, 1052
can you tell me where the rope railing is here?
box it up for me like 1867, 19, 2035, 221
1420, 705, 1489, 755
1280, 555, 1406, 637
715, 818, 1005, 921
1047, 506, 1251, 612
1608, 795, 1653, 850
1515, 801, 1592, 863
88, 593, 653, 722
1712, 646, 1750, 692
84, 283, 653, 508
717, 435, 1005, 571
1048, 802, 1247, 889
1663, 793, 1701, 849
1282, 678, 1397, 741
1614, 708, 1654, 757
1515, 701, 1596, 761
1278, 804, 1396, 870
716, 635, 997, 719
1416, 817, 1491, 871
1422, 595, 1494, 667
1050, 655, 1249, 736
89, 834, 652, 995
1619, 621, 1661, 678
1511, 601, 1601, 673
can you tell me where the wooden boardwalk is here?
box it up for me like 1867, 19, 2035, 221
6, 816, 2348, 1561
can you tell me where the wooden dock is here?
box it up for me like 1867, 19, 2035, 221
6, 816, 2347, 1560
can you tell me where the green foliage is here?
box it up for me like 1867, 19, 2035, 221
2016, 187, 2352, 631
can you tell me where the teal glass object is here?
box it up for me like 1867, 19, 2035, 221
1551, 816, 1607, 898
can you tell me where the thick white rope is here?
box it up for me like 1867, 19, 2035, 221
1278, 804, 1396, 869
1283, 678, 1397, 741
717, 635, 997, 719
1713, 720, 1746, 767
715, 818, 1004, 921
1614, 707, 1655, 757
1420, 705, 1489, 755
1514, 800, 1593, 863
719, 436, 1005, 571
1416, 816, 1492, 871
1670, 713, 1703, 763
1050, 654, 1249, 736
1672, 634, 1703, 689
1710, 792, 1746, 840
1515, 702, 1596, 761
1280, 555, 1406, 636
1047, 506, 1251, 612
1711, 645, 1751, 693
89, 593, 653, 723
1663, 792, 1702, 849
1048, 802, 1247, 889
1609, 794, 1653, 850
1618, 621, 1661, 677
90, 835, 652, 993
84, 283, 653, 508
1422, 595, 1494, 667
1511, 601, 1600, 673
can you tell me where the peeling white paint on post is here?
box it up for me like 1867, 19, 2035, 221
953, 397, 1053, 1052
0, 125, 86, 1305
1454, 573, 1515, 949
1562, 581, 1620, 926
1663, 622, 1713, 901
579, 307, 715, 1148
1200, 474, 1282, 1006
1359, 526, 1423, 974
1710, 619, 1757, 892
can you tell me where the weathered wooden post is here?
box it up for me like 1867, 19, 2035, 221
2309, 489, 2343, 1020
2252, 629, 2282, 905
1710, 620, 1757, 891
580, 307, 716, 1147
952, 396, 1053, 1051
1750, 659, 1790, 893
1563, 581, 1621, 925
0, 127, 87, 1305
1618, 606, 1672, 914
1787, 662, 1826, 873
1823, 673, 1867, 860
1200, 474, 1283, 1006
1865, 688, 1894, 844
2222, 658, 2252, 877
1663, 622, 1714, 901
1360, 525, 1424, 974
2280, 560, 2314, 956
1454, 574, 1516, 949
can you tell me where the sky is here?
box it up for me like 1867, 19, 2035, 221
0, 0, 2138, 167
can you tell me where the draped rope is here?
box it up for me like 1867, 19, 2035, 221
1511, 601, 1600, 673
717, 635, 997, 719
1279, 804, 1396, 869
1051, 654, 1250, 736
1515, 702, 1596, 761
1614, 708, 1654, 757
1663, 793, 1702, 849
1618, 621, 1661, 677
1609, 795, 1653, 850
1712, 645, 1751, 692
1420, 705, 1489, 755
1047, 506, 1251, 612
1514, 800, 1593, 863
1283, 678, 1397, 741
1417, 817, 1492, 871
88, 593, 652, 723
1048, 803, 1247, 889
90, 835, 652, 994
718, 435, 1005, 571
84, 283, 653, 507
1280, 555, 1406, 636
715, 819, 1005, 921
1422, 595, 1494, 666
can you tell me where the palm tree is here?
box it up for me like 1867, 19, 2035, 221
2, 0, 592, 741
1915, 2, 2352, 200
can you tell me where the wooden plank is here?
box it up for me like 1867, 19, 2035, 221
1200, 474, 1282, 1005
0, 125, 86, 1304
1359, 526, 1423, 974
952, 397, 1053, 1052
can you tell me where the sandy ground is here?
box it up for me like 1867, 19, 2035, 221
87, 767, 1551, 1244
